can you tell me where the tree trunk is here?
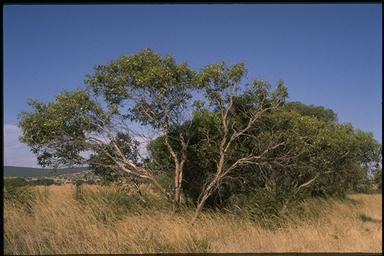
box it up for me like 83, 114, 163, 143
174, 163, 181, 211
173, 154, 186, 211
190, 191, 211, 225
190, 174, 221, 224
163, 133, 187, 211
190, 153, 225, 224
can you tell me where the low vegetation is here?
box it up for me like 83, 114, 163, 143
4, 184, 382, 254
3, 166, 88, 178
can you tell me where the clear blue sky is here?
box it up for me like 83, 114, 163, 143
3, 4, 382, 167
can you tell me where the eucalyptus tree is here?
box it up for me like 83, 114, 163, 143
84, 48, 196, 208
18, 90, 169, 195
189, 62, 291, 223
19, 49, 197, 207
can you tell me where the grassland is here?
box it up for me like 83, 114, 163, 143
4, 184, 382, 254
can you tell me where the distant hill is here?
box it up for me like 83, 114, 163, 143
3, 166, 89, 178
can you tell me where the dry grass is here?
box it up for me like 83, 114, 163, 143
4, 184, 382, 254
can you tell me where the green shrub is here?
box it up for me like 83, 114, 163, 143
227, 189, 284, 228
77, 185, 172, 223
28, 179, 59, 186
4, 177, 28, 191
4, 178, 36, 213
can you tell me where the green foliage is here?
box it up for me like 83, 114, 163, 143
3, 166, 88, 178
147, 109, 221, 206
196, 62, 246, 107
82, 48, 198, 191
4, 177, 60, 189
149, 96, 381, 213
310, 124, 381, 197
17, 50, 381, 219
229, 189, 280, 218
28, 179, 59, 186
78, 185, 172, 223
18, 90, 104, 168
4, 177, 29, 191
4, 178, 36, 213
85, 48, 196, 129
284, 101, 337, 122
88, 132, 140, 182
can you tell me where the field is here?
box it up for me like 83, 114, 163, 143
3, 166, 88, 178
4, 184, 382, 254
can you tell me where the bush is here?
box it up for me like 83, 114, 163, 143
28, 179, 59, 186
149, 102, 382, 213
4, 178, 36, 213
226, 189, 283, 228
77, 185, 172, 223
4, 177, 28, 191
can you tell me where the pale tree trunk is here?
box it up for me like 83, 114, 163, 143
190, 102, 229, 224
87, 127, 171, 200
190, 175, 221, 224
139, 106, 191, 211
173, 153, 187, 211
163, 132, 188, 211
174, 162, 182, 210
190, 159, 224, 224
190, 129, 286, 224
189, 71, 287, 224
191, 192, 211, 224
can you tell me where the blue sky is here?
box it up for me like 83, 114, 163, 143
4, 4, 382, 167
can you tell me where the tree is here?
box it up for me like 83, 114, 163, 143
148, 83, 382, 219
18, 89, 168, 196
19, 51, 381, 221
147, 109, 222, 207
284, 101, 337, 122
19, 49, 196, 209
189, 62, 292, 223
88, 132, 140, 183
237, 110, 325, 213
310, 124, 381, 196
149, 101, 333, 213
85, 48, 196, 209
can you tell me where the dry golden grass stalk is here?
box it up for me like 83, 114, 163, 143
4, 184, 382, 254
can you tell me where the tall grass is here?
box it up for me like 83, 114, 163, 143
4, 184, 382, 254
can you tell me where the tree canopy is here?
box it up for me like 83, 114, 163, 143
18, 49, 381, 222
